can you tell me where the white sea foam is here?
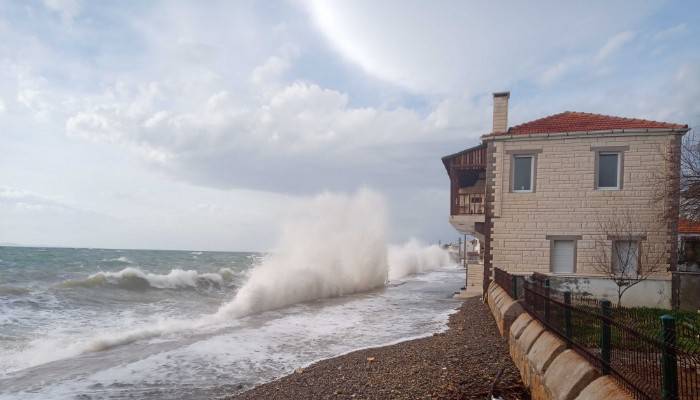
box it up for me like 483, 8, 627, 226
103, 256, 133, 263
387, 239, 453, 280
8, 189, 454, 369
214, 189, 389, 319
62, 267, 234, 290
59, 189, 387, 356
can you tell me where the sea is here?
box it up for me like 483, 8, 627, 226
0, 245, 463, 399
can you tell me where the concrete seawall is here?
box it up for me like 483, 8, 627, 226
486, 282, 633, 400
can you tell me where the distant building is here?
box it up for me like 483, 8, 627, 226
442, 92, 689, 307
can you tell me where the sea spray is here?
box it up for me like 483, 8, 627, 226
83, 190, 448, 351
215, 189, 389, 318
387, 239, 453, 280
12, 190, 453, 365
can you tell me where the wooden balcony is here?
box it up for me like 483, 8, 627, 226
453, 193, 485, 215
443, 143, 487, 238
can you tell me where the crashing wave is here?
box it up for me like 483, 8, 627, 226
60, 267, 236, 290
387, 239, 453, 280
215, 189, 388, 319
43, 190, 452, 357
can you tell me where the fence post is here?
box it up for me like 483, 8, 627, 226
564, 291, 572, 348
660, 315, 678, 400
511, 275, 518, 299
544, 279, 551, 323
600, 299, 611, 375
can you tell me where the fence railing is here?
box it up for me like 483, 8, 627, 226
492, 268, 700, 400
493, 267, 513, 297
454, 193, 485, 215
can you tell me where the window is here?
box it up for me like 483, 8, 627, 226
612, 240, 639, 277
597, 152, 620, 190
513, 155, 534, 192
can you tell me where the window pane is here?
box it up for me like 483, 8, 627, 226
513, 156, 532, 191
598, 153, 619, 188
612, 240, 638, 276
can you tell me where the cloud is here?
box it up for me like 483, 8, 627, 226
54, 2, 700, 196
42, 0, 82, 22
304, 1, 655, 94
594, 31, 636, 63
64, 70, 480, 192
652, 23, 687, 42
537, 58, 583, 86
0, 186, 75, 213
2, 0, 699, 250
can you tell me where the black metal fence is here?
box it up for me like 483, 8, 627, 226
493, 268, 700, 400
493, 266, 513, 297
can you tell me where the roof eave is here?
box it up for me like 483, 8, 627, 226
440, 143, 486, 161
481, 127, 690, 141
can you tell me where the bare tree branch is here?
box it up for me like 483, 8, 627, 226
653, 128, 699, 221
592, 209, 666, 306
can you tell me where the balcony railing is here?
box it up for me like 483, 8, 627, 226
453, 193, 484, 215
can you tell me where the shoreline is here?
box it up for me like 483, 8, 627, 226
224, 297, 527, 399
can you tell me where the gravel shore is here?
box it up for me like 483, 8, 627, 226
225, 296, 528, 399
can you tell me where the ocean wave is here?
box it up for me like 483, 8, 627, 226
101, 256, 133, 264
0, 285, 31, 296
215, 189, 388, 319
60, 267, 236, 290
387, 239, 453, 280
20, 190, 450, 361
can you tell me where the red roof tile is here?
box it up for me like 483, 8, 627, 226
679, 219, 700, 235
501, 111, 687, 136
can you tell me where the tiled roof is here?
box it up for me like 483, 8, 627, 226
501, 111, 687, 136
679, 219, 700, 235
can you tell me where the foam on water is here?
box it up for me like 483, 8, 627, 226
60, 267, 235, 290
0, 189, 460, 398
56, 189, 389, 355
2, 268, 462, 399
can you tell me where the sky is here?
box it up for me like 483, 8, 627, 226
0, 0, 699, 251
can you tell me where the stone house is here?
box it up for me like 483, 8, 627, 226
442, 92, 689, 307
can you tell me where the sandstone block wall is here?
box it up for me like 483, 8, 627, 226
485, 133, 679, 277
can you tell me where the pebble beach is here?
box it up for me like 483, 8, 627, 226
225, 296, 528, 400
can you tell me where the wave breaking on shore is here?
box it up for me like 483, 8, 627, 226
60, 267, 237, 290
11, 189, 453, 367
387, 239, 452, 280
215, 189, 390, 318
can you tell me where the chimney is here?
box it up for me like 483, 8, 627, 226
492, 91, 510, 133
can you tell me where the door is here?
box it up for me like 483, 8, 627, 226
551, 240, 575, 274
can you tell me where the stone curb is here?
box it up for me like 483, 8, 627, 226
486, 283, 633, 400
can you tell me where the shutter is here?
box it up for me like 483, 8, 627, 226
552, 240, 575, 274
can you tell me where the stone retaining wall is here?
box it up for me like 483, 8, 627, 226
486, 282, 633, 400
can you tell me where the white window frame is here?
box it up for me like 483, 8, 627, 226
611, 239, 640, 278
512, 155, 535, 193
597, 151, 621, 191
